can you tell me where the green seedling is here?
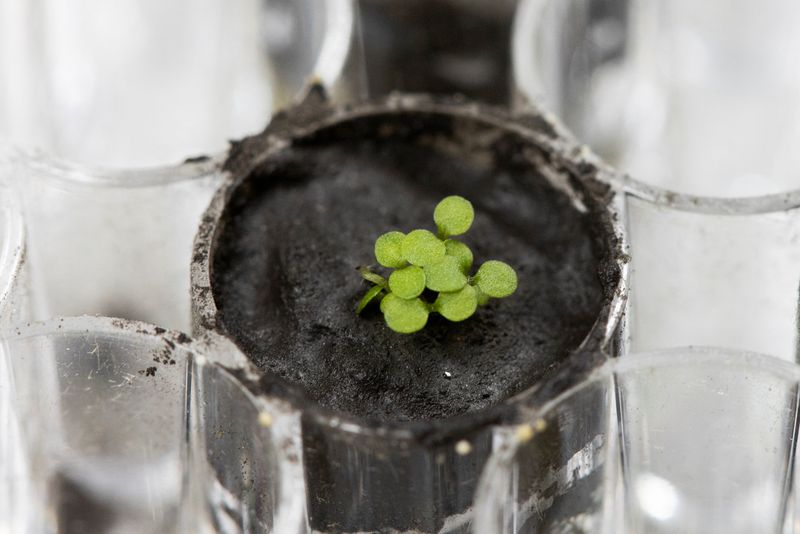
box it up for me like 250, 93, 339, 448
357, 195, 518, 333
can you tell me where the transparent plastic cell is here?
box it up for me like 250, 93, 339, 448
474, 348, 800, 534
513, 0, 800, 197
338, 0, 519, 105
188, 350, 306, 534
10, 153, 222, 331
262, 0, 355, 106
0, 316, 308, 534
0, 0, 353, 168
622, 188, 800, 360
512, 0, 800, 359
1, 317, 196, 533
296, 417, 488, 533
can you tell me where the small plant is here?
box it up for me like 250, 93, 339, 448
357, 195, 518, 333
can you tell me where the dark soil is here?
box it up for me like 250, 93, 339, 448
211, 113, 613, 423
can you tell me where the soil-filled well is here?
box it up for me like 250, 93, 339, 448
210, 110, 619, 424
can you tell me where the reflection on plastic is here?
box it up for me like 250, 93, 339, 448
634, 473, 679, 522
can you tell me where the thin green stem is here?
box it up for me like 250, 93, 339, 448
474, 284, 490, 306
356, 285, 384, 314
358, 266, 388, 288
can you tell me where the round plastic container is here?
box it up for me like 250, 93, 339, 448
474, 347, 800, 533
0, 316, 305, 533
0, 0, 353, 168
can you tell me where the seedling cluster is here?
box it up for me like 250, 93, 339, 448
357, 196, 518, 333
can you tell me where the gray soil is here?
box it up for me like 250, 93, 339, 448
211, 113, 614, 423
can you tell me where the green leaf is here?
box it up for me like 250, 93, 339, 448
401, 229, 446, 266
380, 294, 429, 334
435, 285, 478, 322
424, 256, 468, 292
388, 265, 426, 299
356, 285, 384, 314
434, 196, 474, 238
474, 260, 518, 298
444, 239, 473, 274
375, 231, 407, 268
